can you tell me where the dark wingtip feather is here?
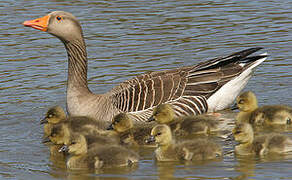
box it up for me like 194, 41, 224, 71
195, 47, 265, 71
227, 47, 263, 59
239, 55, 268, 64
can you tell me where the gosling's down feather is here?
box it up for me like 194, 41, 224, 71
60, 133, 139, 170
235, 91, 292, 125
107, 113, 154, 146
233, 123, 292, 156
149, 103, 227, 137
146, 124, 222, 161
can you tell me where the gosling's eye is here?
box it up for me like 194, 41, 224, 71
56, 16, 62, 21
234, 131, 241, 134
238, 100, 244, 104
71, 142, 76, 145
48, 114, 53, 118
287, 118, 291, 125
156, 132, 162, 136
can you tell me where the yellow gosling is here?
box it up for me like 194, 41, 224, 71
235, 91, 292, 126
149, 103, 221, 136
46, 122, 118, 147
107, 113, 153, 146
59, 133, 139, 170
233, 123, 292, 156
146, 124, 222, 161
41, 106, 112, 143
41, 106, 66, 139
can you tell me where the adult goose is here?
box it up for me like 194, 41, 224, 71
23, 11, 267, 122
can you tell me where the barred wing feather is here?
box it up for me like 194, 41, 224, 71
109, 47, 266, 122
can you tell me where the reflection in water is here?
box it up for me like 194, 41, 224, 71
234, 153, 292, 180
156, 161, 176, 180
233, 155, 256, 180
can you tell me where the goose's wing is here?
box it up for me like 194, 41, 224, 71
108, 47, 266, 121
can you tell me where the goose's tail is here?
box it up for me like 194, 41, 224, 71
207, 48, 267, 112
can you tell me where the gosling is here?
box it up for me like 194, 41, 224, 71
41, 106, 110, 142
148, 103, 222, 136
46, 122, 118, 147
45, 122, 118, 160
59, 133, 139, 170
234, 91, 292, 126
146, 124, 222, 161
233, 123, 292, 156
107, 113, 154, 146
41, 106, 66, 139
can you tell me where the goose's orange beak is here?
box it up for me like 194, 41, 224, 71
23, 15, 50, 32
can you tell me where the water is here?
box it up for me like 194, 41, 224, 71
0, 0, 292, 179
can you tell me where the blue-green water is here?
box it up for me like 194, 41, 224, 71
0, 0, 291, 179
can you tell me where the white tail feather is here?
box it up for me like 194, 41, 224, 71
207, 55, 267, 112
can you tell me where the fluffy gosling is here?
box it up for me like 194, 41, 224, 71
235, 91, 292, 126
41, 106, 111, 143
59, 133, 139, 170
41, 106, 66, 139
148, 103, 222, 136
146, 124, 222, 161
107, 113, 154, 146
46, 122, 118, 146
233, 123, 292, 156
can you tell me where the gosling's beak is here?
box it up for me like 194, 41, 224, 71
23, 15, 50, 32
145, 135, 155, 143
42, 136, 51, 143
230, 103, 238, 110
40, 117, 48, 124
147, 115, 155, 122
59, 145, 69, 153
106, 124, 114, 130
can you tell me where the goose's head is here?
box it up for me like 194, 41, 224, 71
146, 124, 172, 146
41, 106, 66, 124
23, 11, 83, 43
235, 91, 258, 112
59, 133, 87, 155
107, 113, 133, 133
148, 104, 175, 124
232, 123, 254, 144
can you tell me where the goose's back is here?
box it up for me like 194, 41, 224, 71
108, 48, 266, 122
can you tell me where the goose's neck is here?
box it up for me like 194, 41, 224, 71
64, 39, 91, 94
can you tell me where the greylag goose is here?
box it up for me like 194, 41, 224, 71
146, 124, 222, 161
23, 11, 267, 122
234, 91, 292, 125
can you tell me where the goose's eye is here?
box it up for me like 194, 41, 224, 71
56, 16, 62, 21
